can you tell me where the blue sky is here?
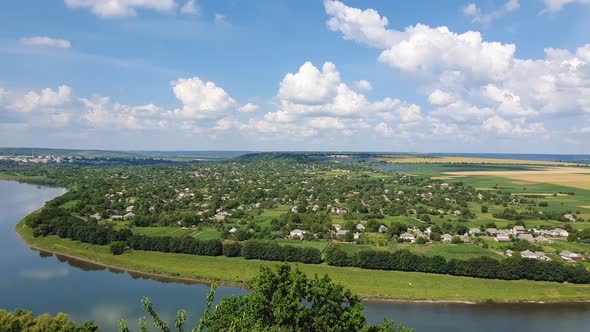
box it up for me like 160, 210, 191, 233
1, 0, 589, 153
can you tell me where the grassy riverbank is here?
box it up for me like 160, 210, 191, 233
16, 222, 590, 303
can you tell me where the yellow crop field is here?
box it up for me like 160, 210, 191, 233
442, 167, 590, 190
379, 156, 583, 166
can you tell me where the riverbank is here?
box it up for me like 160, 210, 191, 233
15, 221, 590, 303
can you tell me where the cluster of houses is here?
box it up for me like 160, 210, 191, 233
506, 249, 551, 261
505, 249, 586, 262
286, 223, 575, 248
400, 227, 471, 243
484, 226, 567, 243
1, 154, 69, 164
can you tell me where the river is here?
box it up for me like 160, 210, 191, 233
1, 180, 590, 331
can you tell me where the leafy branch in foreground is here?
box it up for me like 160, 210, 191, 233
118, 264, 413, 332
0, 309, 98, 332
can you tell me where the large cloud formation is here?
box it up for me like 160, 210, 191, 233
243, 61, 422, 140
324, 0, 590, 141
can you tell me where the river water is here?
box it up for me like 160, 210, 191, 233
1, 180, 590, 331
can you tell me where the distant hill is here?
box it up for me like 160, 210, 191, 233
0, 147, 253, 160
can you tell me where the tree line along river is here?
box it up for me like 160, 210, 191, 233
1, 180, 590, 332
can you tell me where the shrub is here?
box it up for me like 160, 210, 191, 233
222, 242, 243, 257
109, 241, 127, 255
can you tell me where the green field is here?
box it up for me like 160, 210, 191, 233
16, 222, 590, 302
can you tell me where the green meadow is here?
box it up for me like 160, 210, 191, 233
16, 222, 590, 302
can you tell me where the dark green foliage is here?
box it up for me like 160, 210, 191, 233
119, 264, 412, 332
507, 240, 542, 252
128, 235, 222, 256
0, 309, 98, 332
27, 206, 132, 246
325, 246, 590, 284
325, 244, 355, 267
493, 208, 568, 222
242, 241, 322, 264
222, 242, 243, 257
110, 241, 127, 255
205, 265, 369, 331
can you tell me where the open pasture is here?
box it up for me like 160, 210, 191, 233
379, 156, 582, 166
442, 167, 590, 190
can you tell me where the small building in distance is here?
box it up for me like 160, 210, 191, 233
289, 229, 307, 240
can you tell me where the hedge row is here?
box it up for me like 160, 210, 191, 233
126, 236, 322, 264
128, 235, 223, 256
241, 241, 322, 264
325, 245, 590, 284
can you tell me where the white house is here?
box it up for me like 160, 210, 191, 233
534, 236, 552, 244
332, 224, 342, 232
520, 250, 550, 261
486, 228, 498, 236
123, 212, 135, 220
460, 235, 471, 243
468, 228, 481, 236
289, 229, 307, 240
228, 227, 238, 234
550, 228, 569, 237
378, 225, 388, 233
512, 225, 525, 235
562, 214, 576, 222
356, 224, 366, 231
517, 233, 534, 242
495, 234, 511, 242
441, 233, 453, 242
560, 251, 584, 262
399, 233, 415, 242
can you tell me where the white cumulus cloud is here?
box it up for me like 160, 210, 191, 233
64, 0, 177, 18
463, 0, 520, 25
170, 77, 236, 119
238, 103, 259, 113
278, 62, 340, 105
180, 0, 199, 15
20, 36, 71, 48
375, 122, 394, 137
354, 80, 373, 91
11, 85, 72, 113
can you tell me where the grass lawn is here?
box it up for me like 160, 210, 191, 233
194, 230, 222, 240
406, 243, 501, 260
273, 239, 330, 251
131, 226, 197, 237
60, 200, 81, 209
16, 222, 590, 303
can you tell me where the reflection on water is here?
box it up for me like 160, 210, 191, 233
20, 267, 70, 280
1, 180, 590, 332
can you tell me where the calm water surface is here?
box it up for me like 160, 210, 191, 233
1, 180, 589, 331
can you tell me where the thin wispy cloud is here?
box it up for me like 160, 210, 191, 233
20, 36, 71, 48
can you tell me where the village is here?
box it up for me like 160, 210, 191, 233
13, 153, 588, 274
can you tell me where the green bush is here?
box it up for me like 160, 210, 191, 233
109, 241, 127, 255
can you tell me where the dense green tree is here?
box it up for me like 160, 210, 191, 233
109, 241, 127, 255
0, 309, 98, 332
119, 264, 413, 332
